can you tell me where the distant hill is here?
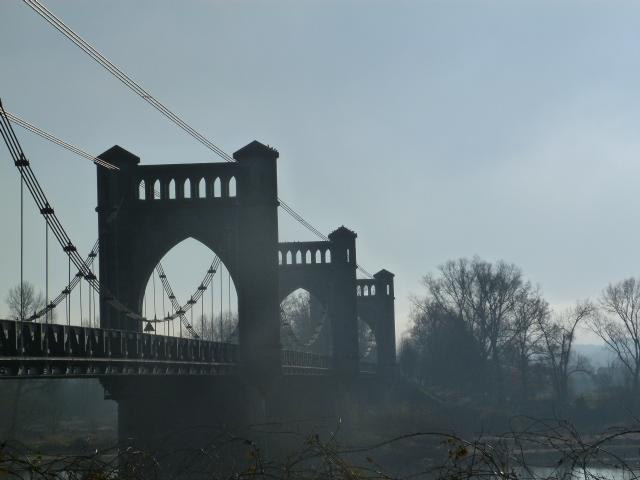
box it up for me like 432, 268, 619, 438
573, 344, 615, 368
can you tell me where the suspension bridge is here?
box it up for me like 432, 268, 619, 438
0, 126, 396, 380
0, 0, 398, 449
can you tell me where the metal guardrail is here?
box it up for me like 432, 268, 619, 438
281, 349, 330, 375
0, 319, 238, 378
0, 320, 375, 378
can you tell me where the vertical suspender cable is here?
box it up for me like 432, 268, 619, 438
200, 294, 204, 339
20, 173, 24, 321
87, 265, 91, 327
44, 219, 48, 353
79, 272, 83, 326
152, 271, 157, 320
210, 276, 214, 341
153, 271, 157, 335
91, 267, 96, 328
162, 281, 166, 336
227, 269, 231, 334
219, 267, 223, 341
19, 172, 24, 356
45, 220, 48, 325
152, 271, 157, 335
66, 253, 70, 326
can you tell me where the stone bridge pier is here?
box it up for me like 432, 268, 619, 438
96, 140, 284, 452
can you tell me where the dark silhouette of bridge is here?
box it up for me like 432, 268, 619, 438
0, 119, 397, 449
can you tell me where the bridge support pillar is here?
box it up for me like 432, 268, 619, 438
96, 146, 142, 331
372, 269, 396, 377
103, 376, 269, 472
234, 141, 281, 384
327, 227, 359, 376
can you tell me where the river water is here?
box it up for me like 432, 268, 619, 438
526, 467, 640, 480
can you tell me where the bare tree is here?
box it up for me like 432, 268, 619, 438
409, 302, 485, 391
505, 285, 548, 402
358, 318, 377, 361
5, 282, 45, 320
591, 277, 640, 397
538, 301, 594, 405
195, 312, 238, 342
280, 289, 329, 353
421, 257, 524, 401
281, 289, 313, 339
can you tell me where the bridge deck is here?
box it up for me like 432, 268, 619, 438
0, 320, 375, 379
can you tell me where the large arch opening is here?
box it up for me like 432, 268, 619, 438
358, 316, 377, 363
141, 237, 238, 342
280, 288, 330, 355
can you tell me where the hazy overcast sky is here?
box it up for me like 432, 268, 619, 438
1, 0, 639, 341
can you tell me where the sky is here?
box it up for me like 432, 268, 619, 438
1, 0, 640, 343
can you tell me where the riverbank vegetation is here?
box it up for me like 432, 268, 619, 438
399, 257, 640, 432
1, 418, 640, 479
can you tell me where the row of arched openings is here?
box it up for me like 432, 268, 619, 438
138, 177, 237, 201
357, 284, 376, 296
278, 249, 331, 265
357, 284, 391, 296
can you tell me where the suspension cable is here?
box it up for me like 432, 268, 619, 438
22, 0, 375, 279
190, 300, 193, 332
0, 103, 173, 326
5, 111, 117, 170
8, 113, 376, 322
210, 273, 214, 341
66, 253, 70, 326
162, 277, 166, 336
155, 262, 207, 338
87, 259, 91, 327
0, 104, 102, 289
23, 0, 232, 162
30, 240, 98, 322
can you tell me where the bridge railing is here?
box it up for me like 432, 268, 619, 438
0, 319, 239, 376
0, 320, 377, 377
281, 349, 330, 370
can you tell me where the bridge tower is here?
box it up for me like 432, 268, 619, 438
327, 226, 360, 375
96, 140, 281, 380
356, 269, 396, 377
277, 226, 360, 376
